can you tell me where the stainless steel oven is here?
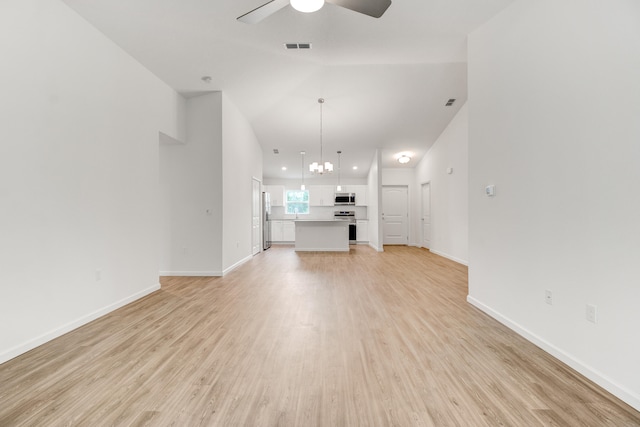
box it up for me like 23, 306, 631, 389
334, 211, 356, 244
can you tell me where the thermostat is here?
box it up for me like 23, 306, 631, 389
485, 185, 495, 197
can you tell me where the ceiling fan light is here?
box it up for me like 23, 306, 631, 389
290, 0, 324, 13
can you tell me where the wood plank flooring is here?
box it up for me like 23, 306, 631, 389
1, 245, 639, 426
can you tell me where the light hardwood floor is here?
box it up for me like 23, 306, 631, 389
1, 246, 639, 426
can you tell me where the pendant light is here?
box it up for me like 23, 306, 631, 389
300, 151, 306, 190
336, 150, 342, 192
309, 98, 333, 174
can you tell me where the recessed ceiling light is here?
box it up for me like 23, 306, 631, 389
281, 167, 287, 171
352, 166, 358, 170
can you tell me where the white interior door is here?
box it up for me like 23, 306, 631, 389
421, 182, 431, 249
252, 178, 261, 255
382, 186, 408, 245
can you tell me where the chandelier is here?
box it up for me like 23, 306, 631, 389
309, 98, 333, 174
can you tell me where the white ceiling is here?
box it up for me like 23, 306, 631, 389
61, 0, 513, 180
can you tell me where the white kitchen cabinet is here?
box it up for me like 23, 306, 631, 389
264, 185, 285, 207
283, 221, 296, 241
356, 220, 369, 242
308, 185, 335, 206
271, 220, 295, 242
271, 220, 284, 242
344, 185, 367, 206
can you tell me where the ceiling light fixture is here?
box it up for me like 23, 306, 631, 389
201, 76, 212, 83
282, 166, 287, 171
300, 151, 306, 190
398, 154, 411, 164
309, 98, 333, 175
290, 0, 324, 13
336, 150, 342, 192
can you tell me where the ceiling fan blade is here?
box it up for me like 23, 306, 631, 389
326, 0, 391, 18
237, 0, 290, 24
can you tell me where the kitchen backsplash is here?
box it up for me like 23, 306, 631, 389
271, 205, 367, 220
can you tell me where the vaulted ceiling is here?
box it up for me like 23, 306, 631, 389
61, 0, 514, 179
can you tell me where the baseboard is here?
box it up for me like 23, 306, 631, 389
368, 242, 383, 252
429, 248, 468, 266
222, 254, 253, 275
467, 295, 640, 412
159, 255, 253, 278
0, 283, 160, 365
295, 248, 349, 252
159, 271, 222, 277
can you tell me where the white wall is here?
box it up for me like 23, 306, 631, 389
413, 103, 469, 264
0, 0, 184, 363
468, 0, 640, 410
159, 92, 262, 276
221, 93, 263, 273
160, 93, 223, 275
367, 151, 383, 251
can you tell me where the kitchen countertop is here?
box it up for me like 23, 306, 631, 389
293, 219, 346, 222
270, 218, 368, 221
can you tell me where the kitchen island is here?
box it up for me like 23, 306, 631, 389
294, 220, 349, 252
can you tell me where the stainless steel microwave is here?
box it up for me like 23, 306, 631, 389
334, 193, 356, 205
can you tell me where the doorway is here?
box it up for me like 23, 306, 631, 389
382, 186, 408, 245
421, 182, 431, 249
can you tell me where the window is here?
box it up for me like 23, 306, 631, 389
285, 190, 309, 215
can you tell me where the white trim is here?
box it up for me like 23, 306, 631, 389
429, 248, 468, 266
159, 271, 222, 277
222, 254, 253, 275
467, 295, 640, 412
0, 283, 160, 365
369, 242, 383, 252
295, 248, 350, 252
159, 254, 253, 277
420, 180, 432, 251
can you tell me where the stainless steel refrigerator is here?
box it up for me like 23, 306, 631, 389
262, 191, 271, 250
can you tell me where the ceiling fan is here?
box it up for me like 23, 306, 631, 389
237, 0, 392, 24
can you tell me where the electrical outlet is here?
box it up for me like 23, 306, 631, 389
586, 304, 597, 323
545, 290, 553, 305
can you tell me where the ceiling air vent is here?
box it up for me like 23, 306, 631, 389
273, 149, 279, 154
445, 98, 456, 106
284, 43, 312, 50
